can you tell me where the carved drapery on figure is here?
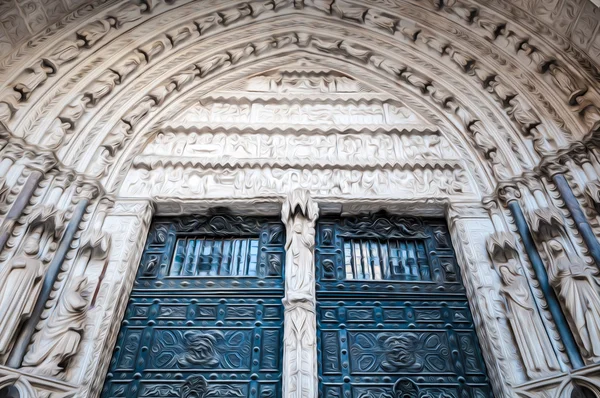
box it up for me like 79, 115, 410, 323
544, 237, 600, 363
281, 190, 319, 398
21, 276, 90, 377
0, 226, 46, 357
487, 233, 560, 379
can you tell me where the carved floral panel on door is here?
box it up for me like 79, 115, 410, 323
316, 215, 493, 398
101, 215, 285, 398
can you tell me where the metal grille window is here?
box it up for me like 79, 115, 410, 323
170, 237, 260, 276
343, 238, 429, 281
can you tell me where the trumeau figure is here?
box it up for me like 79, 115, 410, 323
545, 238, 600, 362
0, 226, 46, 356
22, 276, 90, 377
496, 258, 560, 378
281, 190, 319, 398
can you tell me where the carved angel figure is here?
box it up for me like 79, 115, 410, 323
21, 276, 90, 376
546, 238, 600, 362
0, 230, 45, 355
497, 259, 560, 378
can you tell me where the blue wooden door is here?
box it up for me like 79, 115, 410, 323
101, 215, 286, 398
315, 215, 493, 398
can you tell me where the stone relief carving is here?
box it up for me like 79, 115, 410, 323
21, 276, 90, 377
174, 100, 423, 126
242, 71, 371, 93
487, 232, 561, 379
520, 183, 600, 364
543, 237, 600, 363
0, 1, 599, 397
0, 226, 47, 357
138, 130, 457, 164
281, 189, 319, 398
121, 165, 473, 199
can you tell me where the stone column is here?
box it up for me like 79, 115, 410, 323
544, 160, 600, 268
500, 184, 585, 368
281, 190, 319, 398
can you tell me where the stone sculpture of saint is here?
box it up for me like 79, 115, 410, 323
21, 276, 90, 376
281, 189, 319, 398
546, 238, 600, 362
0, 230, 45, 356
497, 259, 560, 377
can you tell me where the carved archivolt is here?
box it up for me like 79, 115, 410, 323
0, 2, 599, 398
0, 0, 597, 192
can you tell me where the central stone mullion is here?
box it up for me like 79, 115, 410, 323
280, 190, 320, 398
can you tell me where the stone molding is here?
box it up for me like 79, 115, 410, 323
0, 1, 600, 397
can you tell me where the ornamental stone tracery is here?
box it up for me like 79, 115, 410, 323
0, 1, 600, 398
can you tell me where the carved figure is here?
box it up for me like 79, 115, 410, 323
497, 259, 560, 378
281, 190, 319, 398
13, 61, 52, 100
21, 276, 90, 376
545, 238, 600, 362
0, 228, 46, 355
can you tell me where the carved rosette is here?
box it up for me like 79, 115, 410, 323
281, 189, 319, 398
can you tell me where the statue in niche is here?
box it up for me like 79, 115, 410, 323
21, 276, 90, 377
545, 238, 600, 362
496, 258, 560, 378
0, 227, 46, 355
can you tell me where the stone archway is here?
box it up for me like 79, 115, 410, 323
0, 1, 600, 398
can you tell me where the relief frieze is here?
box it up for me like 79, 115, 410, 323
137, 130, 458, 167
121, 165, 474, 199
173, 100, 424, 126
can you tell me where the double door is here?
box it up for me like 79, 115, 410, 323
101, 214, 492, 398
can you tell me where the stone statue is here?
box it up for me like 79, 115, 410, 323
497, 258, 560, 378
22, 276, 90, 377
0, 228, 46, 356
281, 189, 319, 398
545, 238, 600, 362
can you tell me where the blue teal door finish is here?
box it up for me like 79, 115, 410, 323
101, 215, 286, 398
315, 215, 493, 398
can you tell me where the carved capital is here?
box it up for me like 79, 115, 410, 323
497, 183, 521, 203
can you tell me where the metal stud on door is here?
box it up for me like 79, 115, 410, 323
101, 215, 286, 398
315, 214, 493, 398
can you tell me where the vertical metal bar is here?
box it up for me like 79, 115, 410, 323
8, 198, 88, 367
507, 200, 584, 368
191, 238, 202, 276
372, 242, 381, 280
344, 242, 353, 279
552, 173, 600, 267
361, 240, 370, 280
353, 240, 362, 279
221, 240, 231, 275
0, 170, 43, 252
170, 239, 185, 276
381, 242, 390, 279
